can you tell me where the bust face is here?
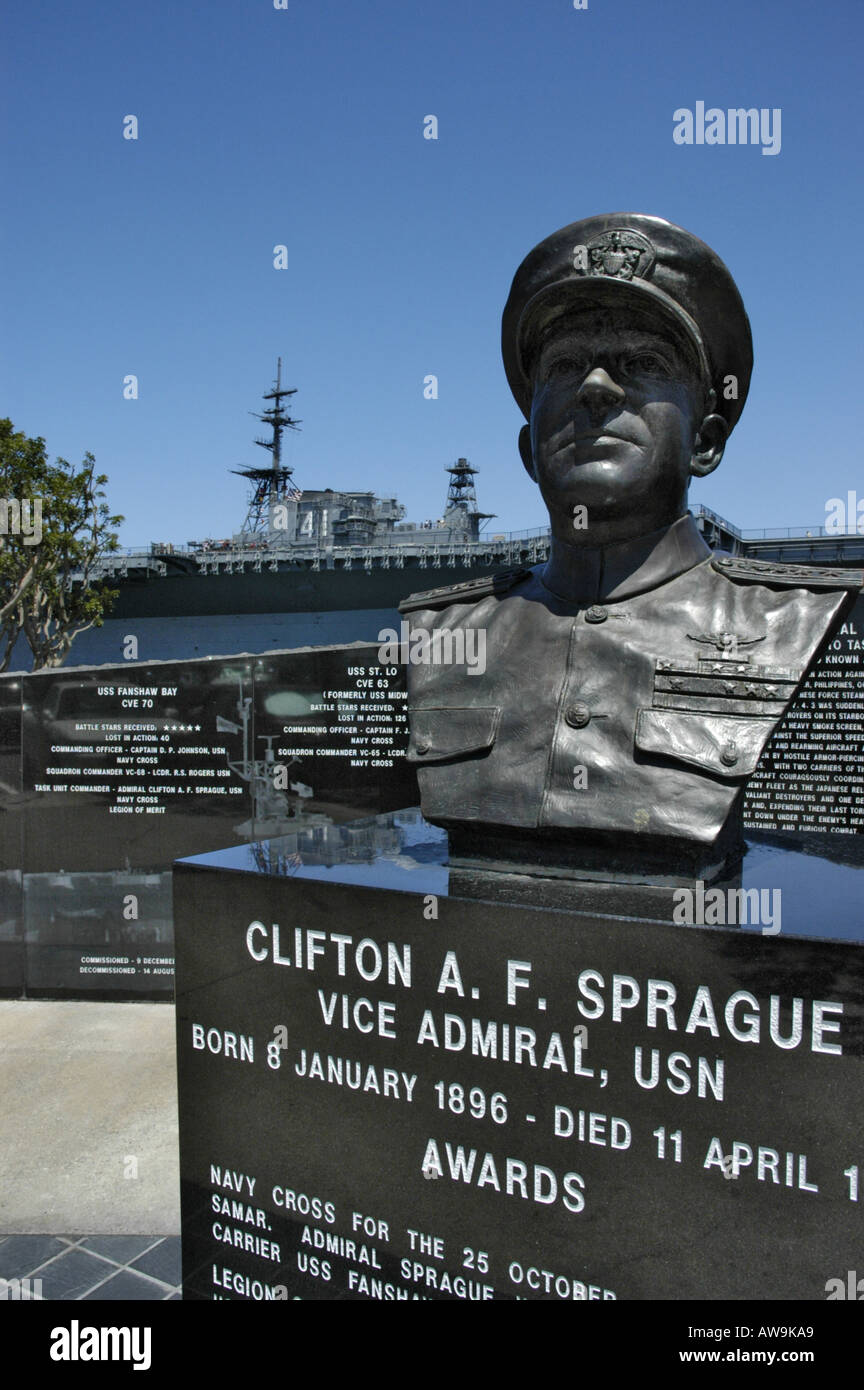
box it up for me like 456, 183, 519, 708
526, 306, 710, 545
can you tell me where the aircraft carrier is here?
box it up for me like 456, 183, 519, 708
48, 363, 864, 667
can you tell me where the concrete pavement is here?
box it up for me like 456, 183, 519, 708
0, 1000, 179, 1237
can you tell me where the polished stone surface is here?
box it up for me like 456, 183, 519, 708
0, 644, 413, 998
184, 810, 864, 942
175, 814, 864, 1300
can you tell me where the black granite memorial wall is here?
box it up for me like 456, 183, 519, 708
0, 644, 415, 998
744, 594, 864, 834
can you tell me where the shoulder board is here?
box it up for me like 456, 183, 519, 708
712, 556, 863, 591
398, 567, 533, 613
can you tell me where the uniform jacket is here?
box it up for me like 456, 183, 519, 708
400, 514, 861, 874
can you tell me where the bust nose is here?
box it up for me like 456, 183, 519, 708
575, 367, 626, 419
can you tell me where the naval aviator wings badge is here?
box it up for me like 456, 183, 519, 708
653, 631, 801, 720
687, 630, 766, 661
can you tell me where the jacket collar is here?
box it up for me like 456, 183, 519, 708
539, 511, 711, 604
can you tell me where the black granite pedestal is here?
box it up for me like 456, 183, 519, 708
174, 813, 864, 1301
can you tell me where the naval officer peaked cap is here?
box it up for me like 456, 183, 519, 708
502, 213, 754, 433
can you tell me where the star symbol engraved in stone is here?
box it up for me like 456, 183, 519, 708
669, 678, 684, 690
722, 681, 737, 695
764, 686, 778, 697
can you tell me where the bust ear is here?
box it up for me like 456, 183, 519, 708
519, 425, 536, 480
690, 413, 727, 478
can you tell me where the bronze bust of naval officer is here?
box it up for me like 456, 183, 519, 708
399, 214, 862, 883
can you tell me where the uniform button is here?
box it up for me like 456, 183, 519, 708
720, 741, 739, 767
565, 702, 591, 728
416, 741, 430, 755
584, 605, 608, 623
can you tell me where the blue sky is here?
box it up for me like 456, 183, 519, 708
2, 0, 861, 546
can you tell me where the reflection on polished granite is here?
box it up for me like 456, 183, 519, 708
180, 808, 864, 943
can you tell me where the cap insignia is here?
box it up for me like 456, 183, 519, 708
572, 228, 656, 282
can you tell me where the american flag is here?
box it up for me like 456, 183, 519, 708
287, 488, 302, 502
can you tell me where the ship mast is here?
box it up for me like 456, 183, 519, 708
443, 457, 495, 537
232, 358, 301, 536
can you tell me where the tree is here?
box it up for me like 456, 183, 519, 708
0, 420, 124, 671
